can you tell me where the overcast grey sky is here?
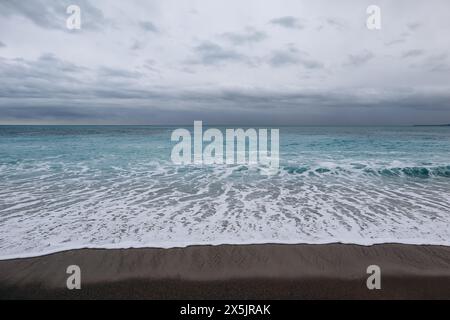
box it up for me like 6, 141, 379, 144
0, 0, 449, 125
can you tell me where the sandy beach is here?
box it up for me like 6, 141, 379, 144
0, 243, 449, 299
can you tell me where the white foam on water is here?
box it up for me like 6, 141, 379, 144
1, 159, 450, 260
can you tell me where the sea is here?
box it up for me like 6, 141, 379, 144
0, 125, 449, 259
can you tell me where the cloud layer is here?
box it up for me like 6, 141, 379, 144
0, 0, 449, 124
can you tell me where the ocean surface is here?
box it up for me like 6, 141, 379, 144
1, 125, 450, 259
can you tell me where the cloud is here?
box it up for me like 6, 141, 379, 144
269, 16, 303, 29
0, 54, 90, 101
402, 49, 424, 58
221, 28, 267, 45
385, 38, 406, 47
0, 0, 105, 31
98, 66, 143, 79
407, 22, 422, 31
190, 41, 249, 65
299, 59, 323, 69
429, 63, 450, 73
325, 17, 345, 30
269, 45, 323, 69
316, 17, 346, 31
130, 40, 144, 51
385, 29, 414, 47
422, 53, 449, 72
1, 85, 449, 125
0, 54, 147, 103
345, 51, 374, 67
0, 53, 449, 125
269, 50, 299, 67
0, 41, 6, 48
0, 1, 449, 125
139, 21, 158, 33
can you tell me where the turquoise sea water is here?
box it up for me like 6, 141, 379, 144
0, 125, 450, 259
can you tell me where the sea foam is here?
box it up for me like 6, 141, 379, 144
1, 126, 449, 259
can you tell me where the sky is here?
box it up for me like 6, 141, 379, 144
0, 0, 449, 125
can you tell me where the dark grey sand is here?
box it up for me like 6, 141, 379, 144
1, 243, 450, 299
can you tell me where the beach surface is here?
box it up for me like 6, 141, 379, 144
1, 243, 450, 299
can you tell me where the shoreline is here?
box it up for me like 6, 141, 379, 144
1, 243, 450, 299
3, 239, 450, 261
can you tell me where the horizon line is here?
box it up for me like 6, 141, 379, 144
0, 123, 449, 127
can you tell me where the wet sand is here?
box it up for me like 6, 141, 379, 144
1, 243, 449, 299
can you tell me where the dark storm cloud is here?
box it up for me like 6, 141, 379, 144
1, 52, 448, 125
138, 21, 158, 33
1, 87, 449, 125
0, 105, 97, 120
190, 41, 249, 65
345, 51, 374, 67
221, 29, 267, 46
269, 16, 303, 29
0, 53, 448, 125
6, 54, 448, 126
402, 50, 424, 58
0, 0, 105, 30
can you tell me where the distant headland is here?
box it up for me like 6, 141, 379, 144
413, 124, 450, 127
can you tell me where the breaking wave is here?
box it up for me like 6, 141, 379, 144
282, 164, 450, 178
